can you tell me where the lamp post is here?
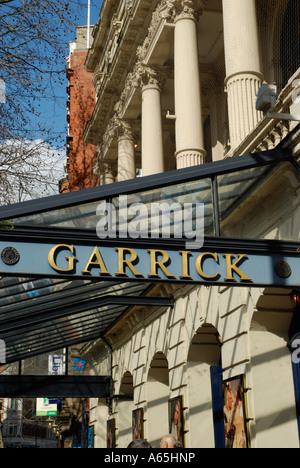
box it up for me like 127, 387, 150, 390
87, 0, 91, 48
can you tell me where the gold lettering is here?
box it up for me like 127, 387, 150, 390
179, 251, 192, 279
223, 253, 252, 281
115, 247, 143, 277
195, 252, 220, 279
48, 244, 76, 273
148, 249, 175, 278
82, 246, 109, 275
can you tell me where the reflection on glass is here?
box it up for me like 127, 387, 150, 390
218, 162, 300, 240
0, 275, 151, 364
218, 165, 272, 222
10, 160, 300, 242
112, 178, 214, 239
13, 200, 105, 230
13, 179, 215, 238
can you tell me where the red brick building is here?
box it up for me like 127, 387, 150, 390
60, 26, 98, 193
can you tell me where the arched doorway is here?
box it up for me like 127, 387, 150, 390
147, 352, 169, 448
249, 288, 299, 448
187, 323, 221, 448
117, 371, 134, 448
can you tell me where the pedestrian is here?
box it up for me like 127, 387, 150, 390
160, 434, 176, 448
127, 438, 152, 448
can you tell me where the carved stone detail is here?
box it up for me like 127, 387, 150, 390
136, 0, 206, 62
135, 62, 165, 89
114, 61, 166, 119
136, 0, 177, 61
102, 116, 134, 154
175, 0, 206, 21
125, 0, 135, 15
175, 149, 206, 169
94, 149, 116, 185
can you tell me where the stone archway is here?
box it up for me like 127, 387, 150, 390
146, 351, 170, 448
117, 371, 134, 448
249, 288, 299, 448
187, 323, 221, 448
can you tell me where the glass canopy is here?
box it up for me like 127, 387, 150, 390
2, 147, 299, 243
0, 276, 153, 364
0, 146, 298, 364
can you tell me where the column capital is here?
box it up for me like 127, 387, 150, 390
117, 119, 135, 142
103, 115, 134, 146
94, 152, 116, 185
174, 0, 207, 21
132, 62, 166, 91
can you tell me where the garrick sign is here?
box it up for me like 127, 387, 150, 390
46, 242, 299, 287
48, 244, 252, 282
0, 237, 299, 288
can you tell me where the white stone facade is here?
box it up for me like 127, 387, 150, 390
83, 0, 300, 448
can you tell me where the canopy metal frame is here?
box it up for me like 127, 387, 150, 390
0, 146, 298, 397
0, 146, 297, 232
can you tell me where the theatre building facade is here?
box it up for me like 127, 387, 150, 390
78, 0, 300, 448
0, 0, 299, 449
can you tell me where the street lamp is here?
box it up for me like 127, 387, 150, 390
291, 291, 300, 308
256, 83, 300, 121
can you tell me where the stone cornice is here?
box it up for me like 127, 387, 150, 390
85, 0, 120, 72
84, 0, 161, 145
136, 0, 176, 61
136, 0, 207, 61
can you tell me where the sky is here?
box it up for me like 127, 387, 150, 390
36, 0, 103, 151
0, 1, 104, 202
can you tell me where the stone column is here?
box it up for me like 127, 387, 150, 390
136, 63, 164, 176
117, 122, 136, 182
222, 0, 263, 151
94, 146, 115, 186
99, 160, 115, 185
174, 0, 206, 169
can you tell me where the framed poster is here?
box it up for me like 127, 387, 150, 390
223, 375, 249, 448
132, 408, 144, 440
168, 396, 184, 447
107, 419, 116, 448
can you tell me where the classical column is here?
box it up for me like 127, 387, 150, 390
101, 161, 115, 185
174, 0, 206, 169
136, 63, 164, 176
222, 0, 263, 151
117, 122, 136, 182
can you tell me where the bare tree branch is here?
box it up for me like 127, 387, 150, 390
0, 0, 98, 202
0, 0, 90, 141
